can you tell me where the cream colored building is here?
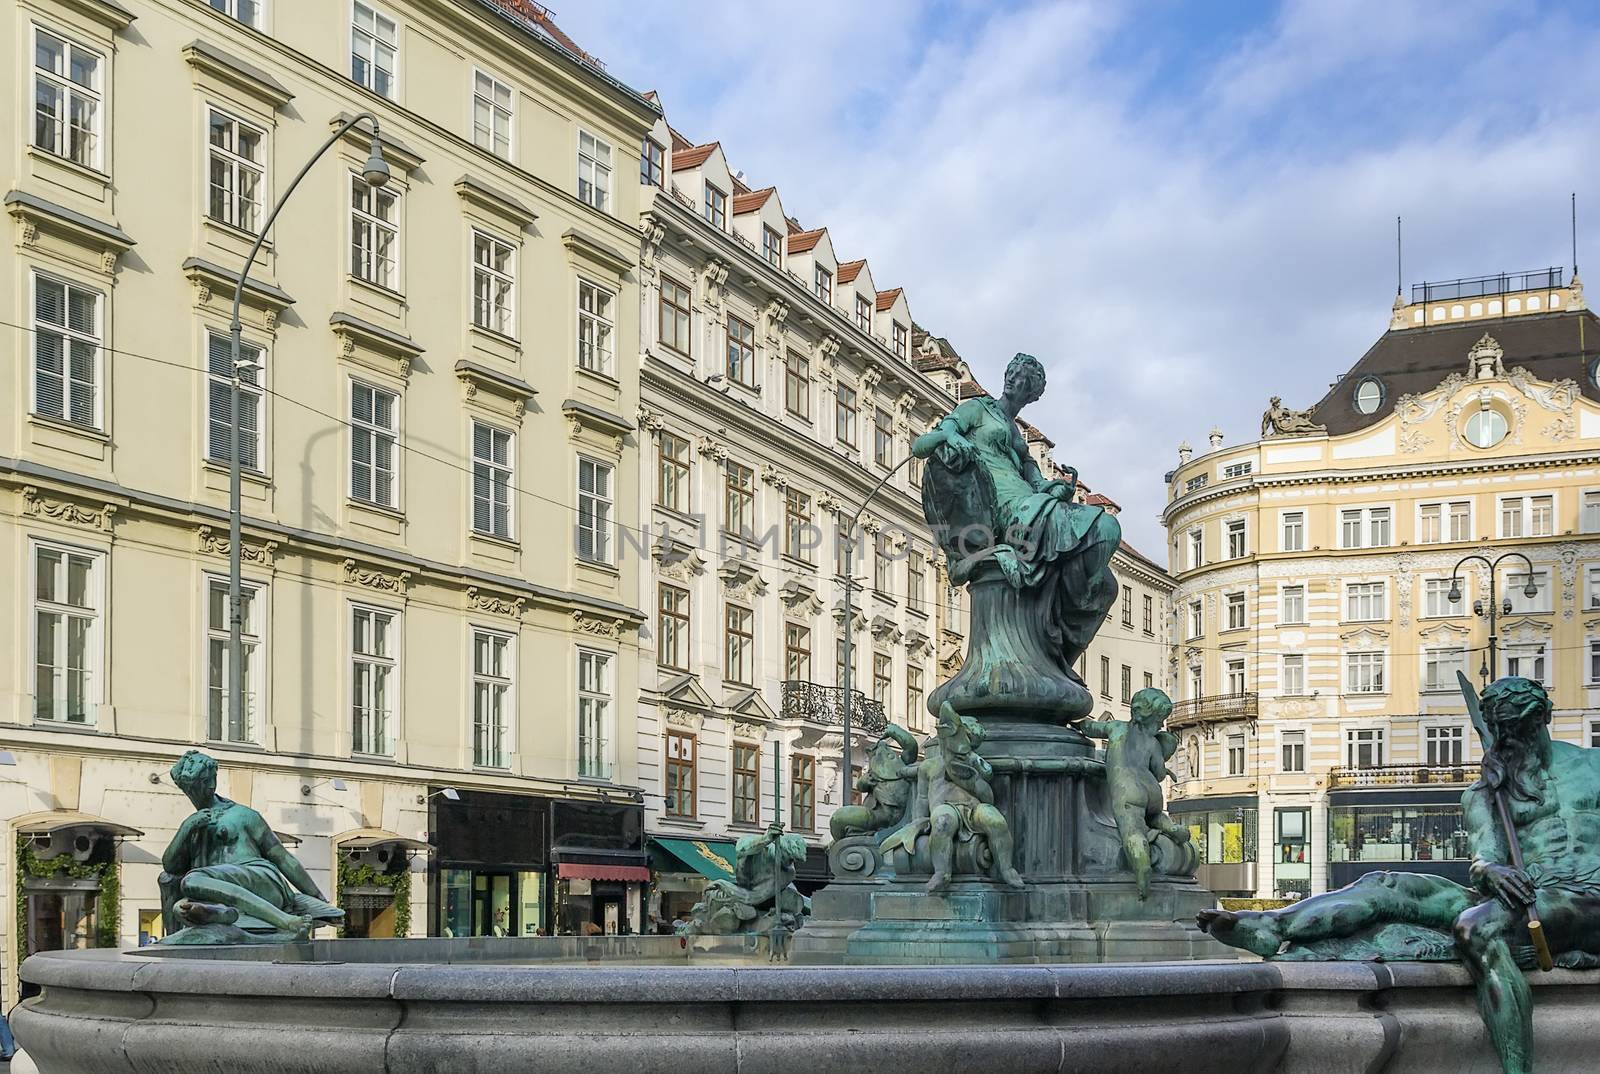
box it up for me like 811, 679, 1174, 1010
1162, 269, 1600, 899
0, 0, 662, 991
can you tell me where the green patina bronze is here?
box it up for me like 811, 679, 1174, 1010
1082, 688, 1197, 900
159, 750, 343, 945
829, 723, 920, 842
678, 823, 809, 943
1197, 677, 1600, 1074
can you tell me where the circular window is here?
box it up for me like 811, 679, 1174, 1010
1353, 377, 1384, 415
1589, 356, 1600, 389
1463, 405, 1509, 449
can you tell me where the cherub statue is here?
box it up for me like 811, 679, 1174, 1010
1082, 689, 1195, 899
1260, 396, 1327, 438
883, 702, 1025, 892
828, 723, 920, 841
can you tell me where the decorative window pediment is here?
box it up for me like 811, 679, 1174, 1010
331, 311, 420, 381
658, 672, 717, 712
779, 577, 823, 616
1419, 621, 1470, 642
455, 175, 536, 232
182, 256, 293, 331
1339, 626, 1389, 648
1501, 615, 1552, 642
870, 614, 902, 643
562, 227, 632, 282
718, 559, 767, 600
726, 687, 778, 722
8, 191, 134, 275
653, 533, 707, 582
455, 359, 535, 421
55, 0, 136, 31
330, 113, 424, 174
183, 40, 293, 112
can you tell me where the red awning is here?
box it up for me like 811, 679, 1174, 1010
557, 862, 650, 882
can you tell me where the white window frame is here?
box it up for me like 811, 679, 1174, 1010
1503, 641, 1549, 684
1279, 584, 1305, 625
208, 0, 264, 28
1339, 506, 1392, 549
350, 172, 400, 290
1587, 565, 1600, 611
204, 572, 265, 744
1345, 581, 1386, 622
1279, 510, 1304, 552
30, 539, 104, 726
32, 271, 103, 431
576, 647, 614, 779
1498, 493, 1556, 539
1416, 500, 1472, 544
1187, 528, 1203, 569
1225, 657, 1246, 695
1582, 488, 1600, 534
350, 0, 398, 100
1343, 726, 1386, 768
1225, 734, 1246, 776
1344, 651, 1387, 695
205, 328, 266, 473
350, 602, 399, 756
471, 228, 516, 338
32, 24, 103, 171
1423, 723, 1467, 767
1225, 519, 1247, 559
205, 106, 266, 234
471, 67, 513, 160
349, 379, 399, 509
578, 128, 613, 213
1588, 638, 1600, 686
577, 455, 614, 564
1187, 599, 1204, 639
471, 627, 514, 769
1421, 576, 1465, 619
1502, 567, 1552, 614
1422, 646, 1466, 692
703, 181, 726, 228
577, 278, 616, 376
1222, 460, 1253, 480
471, 420, 514, 540
1280, 653, 1304, 696
1224, 590, 1246, 631
1279, 729, 1306, 773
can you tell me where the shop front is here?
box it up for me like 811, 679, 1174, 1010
1169, 794, 1258, 898
1327, 788, 1471, 889
549, 799, 647, 935
647, 837, 735, 932
336, 829, 430, 938
430, 789, 548, 938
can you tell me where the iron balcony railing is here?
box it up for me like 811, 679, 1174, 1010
1167, 692, 1258, 729
1411, 268, 1564, 304
781, 681, 887, 735
1328, 764, 1478, 790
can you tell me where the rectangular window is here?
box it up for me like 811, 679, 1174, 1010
908, 550, 927, 613
1499, 494, 1555, 538
1504, 642, 1548, 684
350, 174, 399, 289
32, 544, 100, 725
206, 108, 264, 233
1340, 509, 1362, 548
1449, 500, 1472, 542
1590, 566, 1600, 610
893, 322, 909, 359
784, 489, 812, 562
1590, 639, 1600, 684
1188, 600, 1204, 639
763, 226, 783, 268
724, 604, 753, 684
725, 316, 756, 387
576, 648, 612, 779
1281, 511, 1305, 552
785, 622, 811, 681
814, 264, 833, 303
1225, 591, 1245, 630
1185, 474, 1208, 493
351, 604, 397, 755
1423, 647, 1465, 692
1422, 577, 1464, 618
1120, 664, 1132, 704
703, 182, 726, 228
835, 523, 853, 581
1425, 725, 1465, 767
351, 2, 398, 98
473, 70, 513, 158
873, 652, 893, 704
836, 384, 858, 447
640, 137, 663, 187
1281, 653, 1304, 696
855, 294, 873, 331
33, 274, 102, 430
733, 742, 761, 825
1143, 672, 1154, 690
1188, 528, 1203, 568
784, 350, 811, 419
206, 329, 263, 470
1100, 655, 1111, 697
1369, 507, 1391, 547
906, 666, 925, 729
1143, 594, 1154, 634
472, 230, 516, 337
577, 279, 616, 375
874, 408, 894, 468
350, 381, 398, 508
208, 0, 262, 27
33, 27, 101, 169
1280, 730, 1305, 773
1585, 490, 1600, 534
1188, 666, 1203, 701
471, 422, 513, 540
723, 462, 755, 539
472, 628, 513, 767
791, 754, 815, 830
206, 576, 262, 742
664, 730, 696, 817
1344, 727, 1385, 768
1505, 569, 1552, 614
873, 532, 891, 594
657, 584, 689, 671
1226, 658, 1246, 695
1120, 587, 1133, 628
658, 276, 692, 355
656, 432, 689, 512
1345, 651, 1386, 694
1226, 519, 1246, 558
1223, 461, 1253, 479
1346, 582, 1385, 621
1226, 734, 1245, 776
1418, 503, 1442, 544
1341, 507, 1390, 548
577, 130, 612, 212
1280, 584, 1305, 624
576, 457, 613, 563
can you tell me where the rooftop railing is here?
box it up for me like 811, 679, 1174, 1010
1411, 268, 1564, 304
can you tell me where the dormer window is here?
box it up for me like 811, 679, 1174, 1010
640, 138, 663, 187
855, 295, 872, 331
703, 182, 726, 229
893, 321, 908, 359
763, 226, 783, 268
1353, 376, 1384, 415
814, 265, 833, 303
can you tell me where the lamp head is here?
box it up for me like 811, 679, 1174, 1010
1502, 597, 1513, 616
1473, 599, 1485, 617
1447, 584, 1461, 604
1523, 581, 1539, 600
361, 130, 391, 188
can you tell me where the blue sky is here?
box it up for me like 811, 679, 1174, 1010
559, 0, 1600, 555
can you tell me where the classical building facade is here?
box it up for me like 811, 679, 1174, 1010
631, 108, 971, 921
1162, 269, 1600, 900
0, 0, 662, 990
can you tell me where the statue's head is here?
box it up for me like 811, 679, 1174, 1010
169, 750, 218, 804
1130, 688, 1172, 730
869, 724, 918, 774
1269, 395, 1282, 406
775, 832, 809, 866
936, 702, 984, 749
1002, 353, 1047, 406
1477, 677, 1552, 803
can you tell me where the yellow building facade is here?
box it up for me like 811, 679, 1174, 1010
1, 0, 660, 991
1163, 271, 1600, 899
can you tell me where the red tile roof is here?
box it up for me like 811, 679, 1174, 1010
913, 354, 960, 374
837, 259, 865, 283
732, 188, 776, 215
1085, 492, 1120, 509
1117, 539, 1168, 576
957, 378, 987, 399
1016, 419, 1054, 447
876, 288, 904, 311
671, 143, 719, 171
787, 228, 826, 254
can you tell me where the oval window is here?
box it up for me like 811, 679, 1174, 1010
1353, 378, 1383, 415
1463, 406, 1508, 449
1589, 356, 1600, 389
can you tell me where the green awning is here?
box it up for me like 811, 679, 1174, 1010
650, 837, 736, 884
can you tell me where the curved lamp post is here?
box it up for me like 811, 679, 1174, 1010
1446, 551, 1539, 687
838, 455, 913, 806
226, 114, 390, 742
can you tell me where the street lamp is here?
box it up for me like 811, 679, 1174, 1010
226, 114, 388, 746
1447, 551, 1539, 687
839, 456, 913, 804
